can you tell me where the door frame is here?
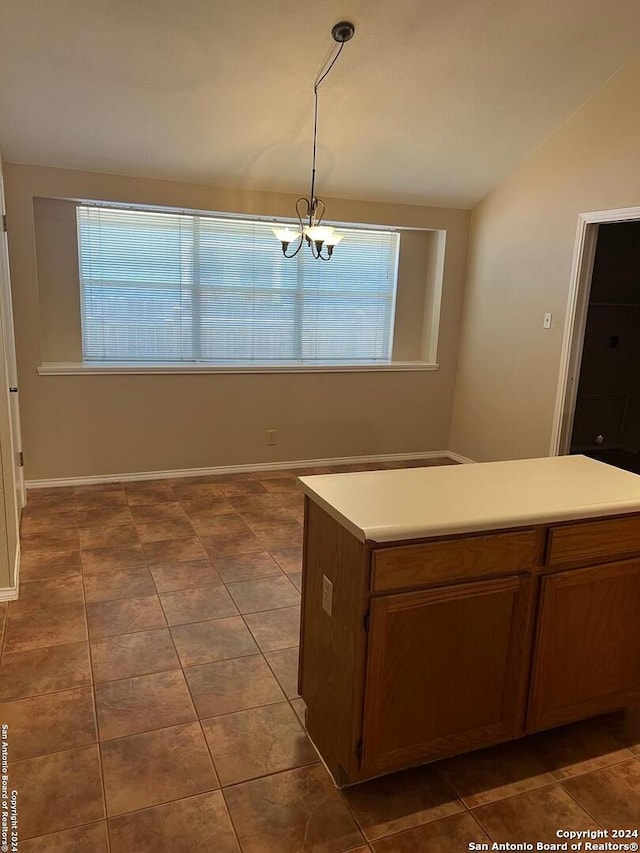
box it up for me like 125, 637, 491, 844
0, 157, 25, 510
550, 205, 640, 457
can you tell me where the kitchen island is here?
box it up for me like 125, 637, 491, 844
297, 455, 640, 786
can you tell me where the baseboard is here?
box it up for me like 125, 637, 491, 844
0, 545, 20, 601
25, 450, 469, 490
447, 451, 476, 464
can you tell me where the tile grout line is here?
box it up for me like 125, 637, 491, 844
91, 488, 213, 845
559, 781, 610, 832
19, 818, 110, 848
80, 505, 113, 853
205, 476, 329, 847
163, 477, 302, 669
154, 474, 310, 814
352, 809, 485, 849
554, 756, 640, 832
334, 787, 373, 847
10, 490, 110, 842
144, 531, 247, 853
216, 784, 244, 853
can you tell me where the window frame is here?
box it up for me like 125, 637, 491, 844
75, 202, 404, 369
37, 360, 439, 375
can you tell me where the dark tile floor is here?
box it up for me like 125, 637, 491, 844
1, 457, 639, 851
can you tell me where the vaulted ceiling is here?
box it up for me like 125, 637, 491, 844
1, 0, 639, 208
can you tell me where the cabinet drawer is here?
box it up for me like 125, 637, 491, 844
371, 529, 541, 593
547, 515, 640, 567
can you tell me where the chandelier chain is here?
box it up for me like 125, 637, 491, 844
310, 40, 345, 204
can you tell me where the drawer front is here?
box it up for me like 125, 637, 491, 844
547, 515, 640, 567
371, 529, 541, 593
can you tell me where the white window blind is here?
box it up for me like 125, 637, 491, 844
77, 205, 399, 364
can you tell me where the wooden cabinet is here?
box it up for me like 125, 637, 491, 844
299, 499, 640, 786
528, 558, 640, 731
361, 574, 534, 775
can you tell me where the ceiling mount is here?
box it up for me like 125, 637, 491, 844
331, 21, 355, 43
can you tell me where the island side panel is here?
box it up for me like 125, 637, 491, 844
298, 497, 371, 784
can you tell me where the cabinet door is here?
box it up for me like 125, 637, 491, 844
528, 558, 640, 732
360, 574, 534, 776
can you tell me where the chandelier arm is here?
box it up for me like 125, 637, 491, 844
278, 199, 309, 258
282, 233, 305, 258
296, 197, 311, 226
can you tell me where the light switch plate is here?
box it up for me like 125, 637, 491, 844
543, 312, 552, 329
322, 575, 333, 616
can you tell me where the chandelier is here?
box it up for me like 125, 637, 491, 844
272, 21, 355, 261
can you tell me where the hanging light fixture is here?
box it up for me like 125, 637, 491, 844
272, 21, 355, 261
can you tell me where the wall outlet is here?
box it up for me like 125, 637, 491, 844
322, 575, 333, 617
543, 312, 553, 329
266, 429, 278, 446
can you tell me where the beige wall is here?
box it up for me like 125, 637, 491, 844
391, 229, 433, 361
5, 164, 469, 480
450, 52, 640, 462
33, 198, 83, 363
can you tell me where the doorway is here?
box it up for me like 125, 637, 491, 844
553, 206, 640, 470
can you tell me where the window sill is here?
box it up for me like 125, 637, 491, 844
38, 361, 439, 376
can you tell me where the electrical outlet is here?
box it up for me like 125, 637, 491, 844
322, 575, 333, 616
543, 312, 552, 329
266, 429, 278, 446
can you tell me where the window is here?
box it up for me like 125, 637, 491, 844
77, 205, 400, 365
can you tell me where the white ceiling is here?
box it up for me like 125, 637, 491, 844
0, 0, 639, 209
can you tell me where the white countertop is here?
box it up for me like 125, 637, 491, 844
297, 455, 640, 543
